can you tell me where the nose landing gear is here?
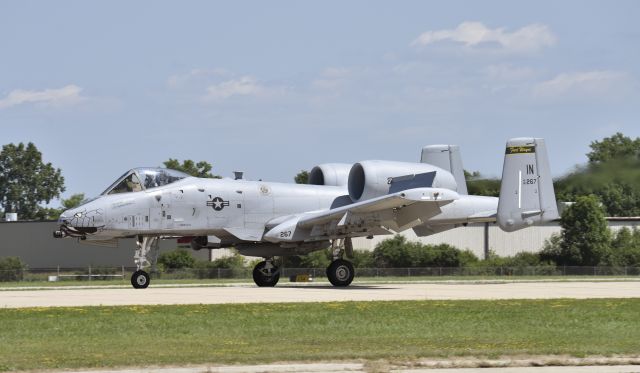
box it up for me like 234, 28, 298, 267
131, 236, 159, 289
131, 270, 150, 289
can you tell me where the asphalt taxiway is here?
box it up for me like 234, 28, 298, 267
1, 280, 639, 308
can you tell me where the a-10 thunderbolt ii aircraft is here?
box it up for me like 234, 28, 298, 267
54, 137, 558, 289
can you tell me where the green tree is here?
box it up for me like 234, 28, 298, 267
557, 195, 612, 266
409, 243, 478, 267
33, 207, 64, 221
554, 159, 640, 216
611, 227, 640, 266
554, 133, 640, 216
198, 253, 246, 269
294, 170, 309, 184
299, 250, 331, 268
0, 257, 26, 282
587, 132, 640, 164
163, 159, 220, 178
373, 235, 414, 268
31, 193, 86, 221
465, 170, 500, 197
62, 193, 85, 209
0, 142, 65, 220
351, 249, 375, 268
157, 249, 196, 269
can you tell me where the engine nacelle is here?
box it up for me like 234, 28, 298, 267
347, 160, 457, 202
308, 163, 352, 186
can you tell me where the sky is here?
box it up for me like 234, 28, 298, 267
1, 1, 639, 202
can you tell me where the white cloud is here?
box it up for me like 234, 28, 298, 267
484, 64, 537, 81
202, 76, 278, 102
167, 68, 229, 88
532, 70, 630, 99
311, 67, 352, 90
0, 85, 85, 109
411, 22, 556, 53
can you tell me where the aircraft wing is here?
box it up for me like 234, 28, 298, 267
263, 187, 460, 242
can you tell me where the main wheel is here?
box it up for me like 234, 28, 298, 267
131, 270, 150, 289
252, 261, 280, 287
327, 259, 355, 287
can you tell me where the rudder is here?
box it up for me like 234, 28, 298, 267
497, 138, 558, 232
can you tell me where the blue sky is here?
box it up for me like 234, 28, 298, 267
1, 1, 639, 201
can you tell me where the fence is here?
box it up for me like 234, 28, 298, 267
1, 266, 640, 283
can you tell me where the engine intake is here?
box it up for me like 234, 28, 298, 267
347, 160, 457, 202
308, 163, 352, 186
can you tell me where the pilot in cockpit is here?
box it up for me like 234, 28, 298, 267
109, 173, 143, 194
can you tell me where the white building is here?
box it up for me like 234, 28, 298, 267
352, 218, 640, 259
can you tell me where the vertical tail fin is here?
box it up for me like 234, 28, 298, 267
497, 138, 558, 232
421, 145, 468, 195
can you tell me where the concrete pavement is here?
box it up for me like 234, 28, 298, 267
1, 281, 639, 308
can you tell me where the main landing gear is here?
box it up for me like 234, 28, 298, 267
326, 259, 355, 287
131, 236, 159, 289
326, 237, 355, 287
253, 259, 280, 287
250, 238, 356, 288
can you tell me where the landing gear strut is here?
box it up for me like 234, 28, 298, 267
131, 236, 159, 289
253, 259, 280, 287
326, 237, 355, 287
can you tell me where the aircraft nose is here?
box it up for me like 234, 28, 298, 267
55, 202, 106, 238
58, 209, 71, 224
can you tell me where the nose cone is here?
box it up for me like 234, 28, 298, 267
58, 209, 72, 224
55, 198, 106, 238
66, 208, 105, 228
58, 201, 106, 236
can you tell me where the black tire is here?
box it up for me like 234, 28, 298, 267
327, 259, 355, 287
131, 270, 150, 289
252, 261, 280, 287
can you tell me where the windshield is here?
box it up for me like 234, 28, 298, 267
101, 168, 191, 195
136, 168, 191, 189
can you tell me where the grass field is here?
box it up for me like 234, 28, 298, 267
1, 299, 639, 371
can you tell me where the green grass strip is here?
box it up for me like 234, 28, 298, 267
1, 299, 639, 371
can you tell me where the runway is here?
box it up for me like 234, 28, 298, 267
1, 281, 639, 308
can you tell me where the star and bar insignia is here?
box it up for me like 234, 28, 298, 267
206, 197, 230, 211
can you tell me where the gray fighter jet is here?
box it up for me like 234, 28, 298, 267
54, 138, 558, 289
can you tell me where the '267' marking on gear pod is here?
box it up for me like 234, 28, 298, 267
207, 197, 230, 211
506, 146, 536, 155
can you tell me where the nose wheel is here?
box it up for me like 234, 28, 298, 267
252, 260, 280, 287
130, 236, 159, 289
131, 270, 150, 289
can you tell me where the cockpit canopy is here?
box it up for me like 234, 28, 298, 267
101, 168, 191, 195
